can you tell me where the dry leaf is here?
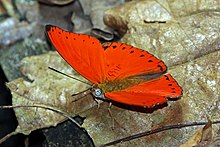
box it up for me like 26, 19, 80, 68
71, 12, 92, 34
82, 50, 220, 146
2, 33, 220, 146
78, 0, 124, 40
104, 0, 220, 67
179, 120, 212, 147
205, 129, 220, 147
0, 52, 97, 143
1, 0, 17, 18
179, 127, 203, 147
1, 1, 220, 146
1, 46, 219, 146
79, 1, 220, 145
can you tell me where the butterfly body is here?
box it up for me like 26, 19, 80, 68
98, 77, 147, 93
46, 25, 182, 107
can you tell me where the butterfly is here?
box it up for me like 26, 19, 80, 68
45, 25, 182, 107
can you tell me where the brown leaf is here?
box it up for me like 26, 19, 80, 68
1, 1, 220, 146
201, 120, 213, 142
2, 37, 220, 146
104, 0, 220, 67
1, 47, 219, 146
179, 120, 213, 147
0, 52, 97, 143
81, 50, 220, 146
179, 127, 203, 147
71, 12, 92, 34
206, 129, 220, 147
195, 122, 220, 147
78, 0, 124, 40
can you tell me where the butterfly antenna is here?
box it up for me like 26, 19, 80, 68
48, 67, 92, 86
72, 87, 91, 96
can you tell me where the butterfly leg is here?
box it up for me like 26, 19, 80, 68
107, 102, 115, 129
94, 98, 103, 109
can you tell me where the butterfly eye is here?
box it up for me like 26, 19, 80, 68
92, 88, 105, 100
95, 88, 102, 96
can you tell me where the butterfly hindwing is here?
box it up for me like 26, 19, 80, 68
105, 74, 182, 107
103, 42, 167, 81
46, 25, 105, 84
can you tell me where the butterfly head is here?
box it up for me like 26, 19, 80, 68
91, 87, 105, 100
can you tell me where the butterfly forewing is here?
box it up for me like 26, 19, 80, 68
46, 25, 105, 84
103, 42, 167, 82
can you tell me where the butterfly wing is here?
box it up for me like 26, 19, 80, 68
103, 42, 167, 81
105, 74, 182, 107
46, 25, 105, 84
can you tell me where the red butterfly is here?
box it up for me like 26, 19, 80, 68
45, 25, 182, 107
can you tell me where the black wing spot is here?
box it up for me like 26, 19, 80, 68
140, 54, 145, 57
45, 25, 51, 31
171, 88, 175, 90
130, 50, 134, 53
52, 28, 54, 32
108, 42, 113, 47
92, 42, 95, 44
66, 36, 68, 39
164, 75, 170, 80
108, 72, 115, 77
58, 32, 61, 34
112, 45, 117, 49
103, 45, 109, 49
129, 46, 133, 49
119, 43, 124, 47
115, 65, 121, 69
171, 91, 176, 93
158, 65, 164, 71
122, 47, 126, 50
83, 40, 85, 42
148, 59, 153, 62
168, 84, 172, 86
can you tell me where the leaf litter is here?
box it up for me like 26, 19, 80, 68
0, 0, 220, 146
